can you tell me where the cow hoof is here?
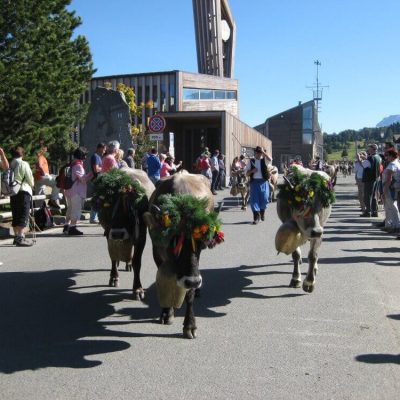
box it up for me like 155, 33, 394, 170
289, 279, 302, 288
241, 206, 246, 210
302, 280, 315, 293
109, 277, 119, 287
133, 289, 145, 301
160, 312, 174, 325
125, 263, 132, 272
183, 328, 197, 339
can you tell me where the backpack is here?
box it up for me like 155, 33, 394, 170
56, 163, 74, 190
1, 167, 21, 196
34, 202, 54, 230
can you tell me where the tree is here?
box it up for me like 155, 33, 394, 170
341, 147, 348, 157
0, 0, 95, 163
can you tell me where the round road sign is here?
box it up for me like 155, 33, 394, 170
148, 115, 166, 133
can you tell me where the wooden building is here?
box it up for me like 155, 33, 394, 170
254, 100, 322, 171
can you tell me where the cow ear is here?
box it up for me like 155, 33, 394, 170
143, 212, 157, 230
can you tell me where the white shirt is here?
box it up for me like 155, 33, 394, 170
354, 161, 364, 180
245, 158, 263, 179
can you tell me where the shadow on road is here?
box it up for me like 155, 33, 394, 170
0, 269, 131, 374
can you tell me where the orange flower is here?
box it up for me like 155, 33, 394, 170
200, 224, 208, 234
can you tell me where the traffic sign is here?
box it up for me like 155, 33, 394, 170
148, 115, 166, 133
149, 133, 164, 141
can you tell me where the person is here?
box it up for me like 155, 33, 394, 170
101, 140, 119, 173
291, 156, 303, 167
359, 143, 382, 217
312, 156, 323, 171
380, 150, 400, 233
166, 155, 182, 175
115, 149, 128, 169
141, 148, 151, 172
9, 145, 35, 246
354, 153, 366, 213
239, 154, 246, 169
147, 148, 161, 184
89, 142, 105, 223
245, 146, 272, 224
160, 153, 182, 177
124, 148, 135, 168
210, 149, 220, 195
0, 147, 10, 263
64, 147, 93, 236
217, 153, 226, 189
199, 151, 212, 182
34, 143, 61, 209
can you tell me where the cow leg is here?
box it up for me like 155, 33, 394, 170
125, 262, 132, 271
240, 191, 246, 210
160, 307, 174, 325
302, 238, 322, 293
242, 189, 250, 210
183, 288, 197, 339
289, 247, 302, 288
109, 260, 119, 287
132, 228, 147, 301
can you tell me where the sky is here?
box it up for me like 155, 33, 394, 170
70, 0, 400, 134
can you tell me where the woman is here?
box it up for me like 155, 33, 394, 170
381, 150, 400, 233
8, 145, 34, 246
200, 152, 212, 184
64, 147, 93, 236
115, 149, 128, 169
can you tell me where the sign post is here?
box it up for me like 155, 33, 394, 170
148, 115, 166, 153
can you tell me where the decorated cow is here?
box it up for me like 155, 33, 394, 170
230, 169, 250, 210
275, 166, 335, 293
143, 173, 224, 339
267, 165, 279, 202
92, 168, 155, 299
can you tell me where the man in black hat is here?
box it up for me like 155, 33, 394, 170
245, 146, 272, 224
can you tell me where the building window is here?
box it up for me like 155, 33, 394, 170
303, 131, 313, 145
200, 89, 213, 99
226, 90, 237, 100
183, 88, 199, 100
303, 104, 313, 130
214, 90, 225, 99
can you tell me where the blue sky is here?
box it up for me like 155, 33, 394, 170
70, 0, 400, 134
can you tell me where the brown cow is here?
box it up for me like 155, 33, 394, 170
276, 166, 334, 293
230, 169, 250, 210
143, 172, 217, 339
267, 165, 279, 202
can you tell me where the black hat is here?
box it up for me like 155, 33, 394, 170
255, 146, 262, 153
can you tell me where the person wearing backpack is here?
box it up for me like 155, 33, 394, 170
63, 147, 93, 236
8, 145, 35, 246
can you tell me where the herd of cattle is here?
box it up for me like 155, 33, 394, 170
98, 165, 334, 339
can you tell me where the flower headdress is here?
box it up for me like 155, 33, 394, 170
277, 168, 335, 210
153, 194, 224, 255
92, 169, 146, 209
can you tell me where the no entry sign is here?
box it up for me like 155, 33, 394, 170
148, 115, 166, 133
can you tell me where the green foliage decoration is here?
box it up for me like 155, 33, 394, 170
92, 169, 145, 208
153, 194, 224, 250
278, 168, 335, 210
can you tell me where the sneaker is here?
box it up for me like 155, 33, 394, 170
360, 212, 371, 217
371, 212, 378, 217
68, 226, 83, 236
15, 237, 33, 247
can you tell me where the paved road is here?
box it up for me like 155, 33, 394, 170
0, 177, 399, 400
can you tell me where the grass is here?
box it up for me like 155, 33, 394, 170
326, 141, 367, 162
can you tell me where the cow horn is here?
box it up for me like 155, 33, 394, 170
283, 175, 294, 190
151, 204, 162, 214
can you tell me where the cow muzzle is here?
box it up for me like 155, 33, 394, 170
177, 274, 202, 290
109, 228, 130, 241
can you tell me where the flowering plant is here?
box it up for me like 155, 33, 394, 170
277, 168, 335, 210
154, 194, 224, 253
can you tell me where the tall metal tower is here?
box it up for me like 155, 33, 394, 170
307, 60, 328, 112
192, 0, 236, 78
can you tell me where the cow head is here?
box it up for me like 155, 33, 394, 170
143, 195, 224, 290
231, 169, 248, 189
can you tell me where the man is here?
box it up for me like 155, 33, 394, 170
210, 149, 220, 195
147, 148, 161, 184
124, 148, 135, 168
89, 142, 105, 223
245, 146, 272, 224
359, 143, 382, 217
313, 156, 323, 171
34, 144, 61, 208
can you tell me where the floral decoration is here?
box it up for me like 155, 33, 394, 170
277, 167, 335, 210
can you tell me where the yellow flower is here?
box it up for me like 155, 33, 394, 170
295, 185, 301, 192
295, 196, 302, 202
162, 213, 171, 227
309, 191, 314, 198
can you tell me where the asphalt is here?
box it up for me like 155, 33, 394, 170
0, 176, 399, 400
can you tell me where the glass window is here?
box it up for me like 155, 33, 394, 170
303, 131, 313, 145
200, 89, 213, 99
214, 90, 226, 99
303, 105, 313, 130
183, 88, 199, 100
226, 90, 237, 100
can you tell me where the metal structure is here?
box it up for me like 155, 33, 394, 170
192, 0, 236, 78
307, 60, 329, 112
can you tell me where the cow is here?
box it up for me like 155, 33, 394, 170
323, 164, 338, 186
275, 166, 334, 293
95, 168, 155, 299
143, 172, 221, 339
230, 169, 250, 210
267, 165, 279, 202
